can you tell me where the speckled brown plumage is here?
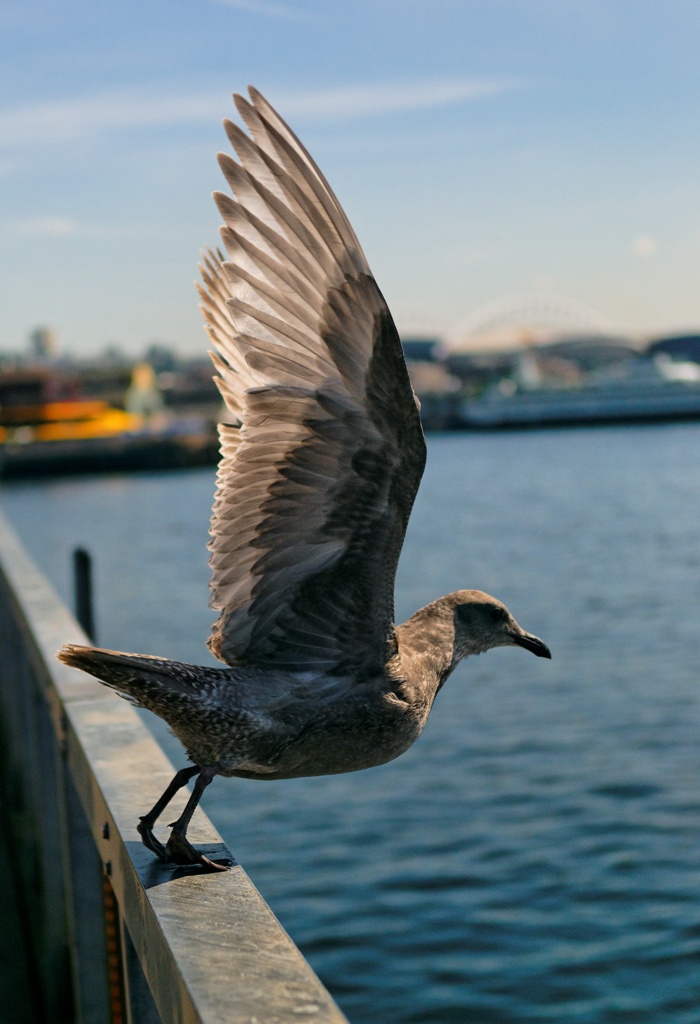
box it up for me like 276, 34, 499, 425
57, 88, 550, 872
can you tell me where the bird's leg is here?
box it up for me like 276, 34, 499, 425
164, 764, 229, 871
137, 765, 200, 859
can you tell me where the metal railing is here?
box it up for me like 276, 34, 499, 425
0, 508, 348, 1024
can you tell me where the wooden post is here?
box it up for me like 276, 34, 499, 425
73, 547, 95, 642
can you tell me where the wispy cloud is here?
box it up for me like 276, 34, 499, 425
17, 216, 80, 237
282, 78, 521, 121
9, 216, 160, 239
0, 90, 223, 150
0, 77, 520, 153
211, 0, 320, 23
632, 233, 657, 257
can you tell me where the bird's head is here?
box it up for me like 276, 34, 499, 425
450, 590, 552, 661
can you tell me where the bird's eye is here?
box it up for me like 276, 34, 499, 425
490, 607, 506, 622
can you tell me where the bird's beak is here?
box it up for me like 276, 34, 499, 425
510, 630, 552, 659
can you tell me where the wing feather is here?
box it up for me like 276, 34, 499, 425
222, 123, 350, 267
201, 88, 426, 673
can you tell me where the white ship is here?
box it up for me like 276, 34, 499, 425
460, 355, 700, 429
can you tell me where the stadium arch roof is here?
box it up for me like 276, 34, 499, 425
443, 293, 623, 353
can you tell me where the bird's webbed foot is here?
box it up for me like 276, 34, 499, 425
135, 764, 200, 861
135, 764, 230, 871
164, 827, 231, 872
137, 815, 168, 860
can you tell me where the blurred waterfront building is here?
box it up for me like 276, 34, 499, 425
29, 326, 57, 360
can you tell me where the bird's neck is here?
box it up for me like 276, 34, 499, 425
392, 600, 464, 703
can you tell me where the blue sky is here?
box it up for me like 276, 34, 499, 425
2, 1, 700, 356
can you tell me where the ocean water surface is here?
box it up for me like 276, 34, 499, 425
3, 424, 700, 1023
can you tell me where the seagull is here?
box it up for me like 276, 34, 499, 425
58, 87, 551, 871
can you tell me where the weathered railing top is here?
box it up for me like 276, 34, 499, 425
0, 508, 348, 1024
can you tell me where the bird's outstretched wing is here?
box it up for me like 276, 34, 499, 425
199, 87, 426, 675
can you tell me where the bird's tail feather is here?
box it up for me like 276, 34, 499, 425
57, 643, 200, 705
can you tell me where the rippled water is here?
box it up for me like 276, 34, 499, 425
3, 424, 700, 1023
